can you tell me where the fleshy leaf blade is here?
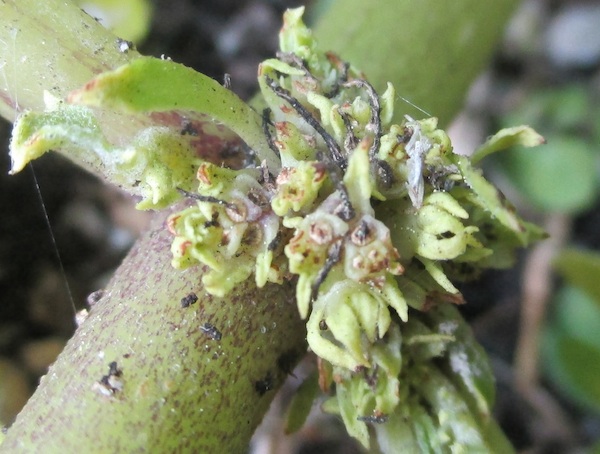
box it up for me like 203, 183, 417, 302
69, 56, 279, 170
471, 125, 545, 164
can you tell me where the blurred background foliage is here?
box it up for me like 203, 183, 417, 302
74, 0, 153, 43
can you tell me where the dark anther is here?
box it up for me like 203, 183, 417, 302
264, 76, 346, 170
351, 218, 372, 246
262, 108, 280, 157
275, 52, 323, 93
95, 361, 124, 396
343, 79, 382, 163
203, 218, 220, 228
276, 51, 305, 67
397, 126, 413, 144
438, 231, 456, 239
340, 111, 359, 152
362, 364, 379, 388
376, 159, 394, 188
267, 230, 282, 251
424, 165, 456, 192
311, 239, 344, 302
247, 187, 269, 209
177, 188, 235, 210
334, 185, 356, 222
200, 322, 222, 341
319, 319, 328, 330
257, 162, 277, 192
340, 61, 350, 83
180, 292, 198, 308
323, 52, 350, 98
276, 51, 316, 80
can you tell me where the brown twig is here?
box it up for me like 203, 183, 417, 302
514, 212, 576, 447
514, 213, 571, 392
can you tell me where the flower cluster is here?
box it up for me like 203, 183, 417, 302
166, 7, 543, 449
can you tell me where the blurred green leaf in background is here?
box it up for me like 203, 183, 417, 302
497, 85, 600, 214
544, 249, 600, 413
77, 0, 152, 43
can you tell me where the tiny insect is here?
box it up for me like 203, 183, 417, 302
404, 116, 432, 208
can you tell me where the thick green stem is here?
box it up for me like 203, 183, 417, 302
0, 0, 242, 187
1, 207, 306, 452
0, 0, 138, 121
314, 0, 518, 126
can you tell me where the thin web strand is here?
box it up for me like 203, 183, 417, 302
30, 163, 77, 319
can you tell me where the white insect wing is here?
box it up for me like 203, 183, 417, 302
404, 116, 432, 208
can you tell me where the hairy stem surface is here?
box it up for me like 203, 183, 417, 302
1, 208, 306, 452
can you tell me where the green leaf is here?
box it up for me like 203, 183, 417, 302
283, 372, 320, 434
590, 439, 600, 454
415, 366, 488, 451
543, 323, 600, 413
543, 285, 600, 412
500, 134, 597, 214
425, 305, 496, 419
336, 379, 370, 449
453, 155, 545, 246
9, 100, 110, 175
504, 85, 592, 134
9, 101, 204, 209
471, 125, 545, 164
373, 412, 421, 454
554, 249, 600, 305
69, 56, 279, 170
550, 286, 600, 351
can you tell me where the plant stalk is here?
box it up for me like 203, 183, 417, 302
314, 0, 519, 126
1, 207, 307, 452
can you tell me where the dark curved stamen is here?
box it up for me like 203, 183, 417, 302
276, 51, 319, 83
177, 188, 235, 210
262, 108, 280, 158
343, 79, 382, 163
265, 76, 356, 220
265, 76, 346, 170
324, 53, 350, 98
335, 186, 355, 221
310, 238, 343, 303
376, 159, 395, 189
340, 110, 359, 152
